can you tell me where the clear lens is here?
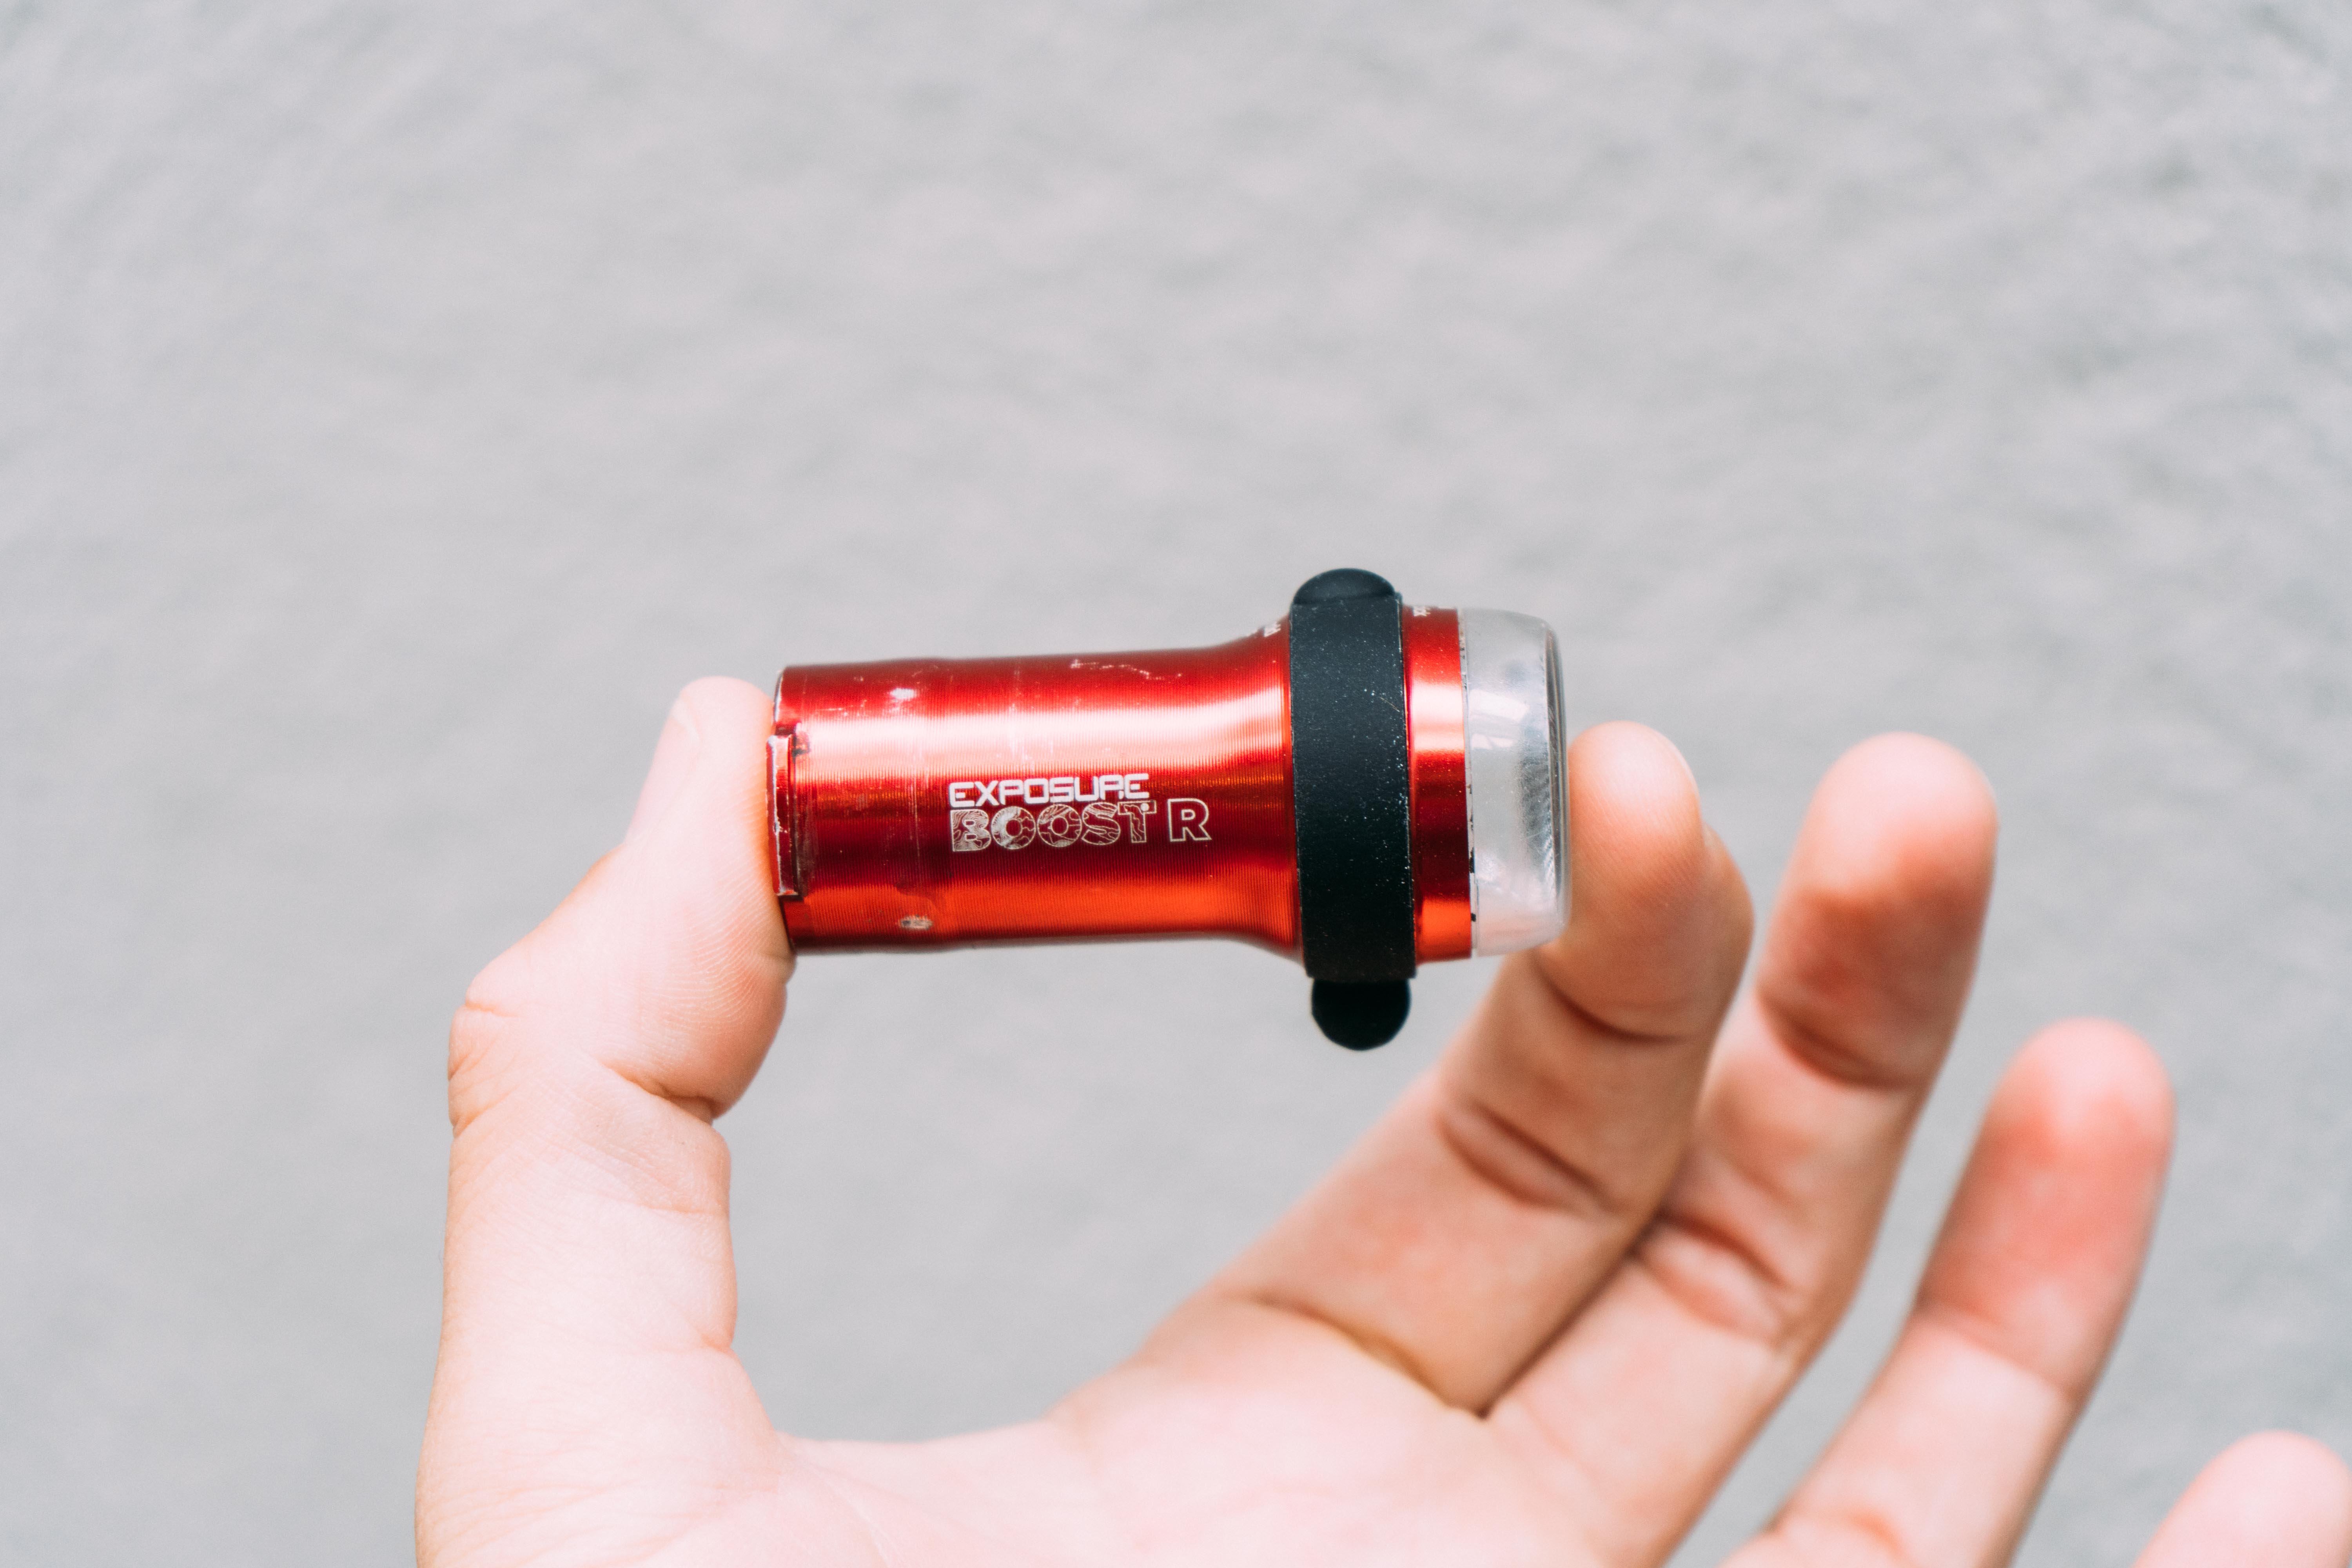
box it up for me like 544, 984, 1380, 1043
1458, 608, 1567, 955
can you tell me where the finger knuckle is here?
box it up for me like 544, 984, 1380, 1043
447, 954, 535, 1133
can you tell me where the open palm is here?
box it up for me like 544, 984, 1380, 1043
419, 679, 2351, 1568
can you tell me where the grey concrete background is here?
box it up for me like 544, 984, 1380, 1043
3, 1, 2348, 1561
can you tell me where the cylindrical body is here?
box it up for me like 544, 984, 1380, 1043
770, 591, 1568, 977
771, 609, 1474, 959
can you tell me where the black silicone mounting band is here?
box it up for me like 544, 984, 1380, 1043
1288, 568, 1415, 1049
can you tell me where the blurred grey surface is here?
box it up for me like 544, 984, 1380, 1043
4, 1, 2350, 1561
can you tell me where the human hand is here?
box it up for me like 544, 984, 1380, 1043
419, 677, 2352, 1567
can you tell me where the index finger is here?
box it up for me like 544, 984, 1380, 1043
1488, 732, 1999, 1567
1197, 722, 1753, 1410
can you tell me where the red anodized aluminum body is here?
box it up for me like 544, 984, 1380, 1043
770, 608, 1472, 961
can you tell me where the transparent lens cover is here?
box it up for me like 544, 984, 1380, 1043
1459, 608, 1567, 955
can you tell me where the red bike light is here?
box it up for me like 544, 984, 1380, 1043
770, 569, 1566, 1047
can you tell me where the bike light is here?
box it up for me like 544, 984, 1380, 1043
769, 569, 1566, 1048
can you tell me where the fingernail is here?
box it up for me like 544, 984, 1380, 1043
625, 695, 702, 844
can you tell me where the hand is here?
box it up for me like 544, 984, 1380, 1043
419, 677, 2352, 1568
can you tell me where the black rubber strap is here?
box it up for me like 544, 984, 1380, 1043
1289, 568, 1415, 1047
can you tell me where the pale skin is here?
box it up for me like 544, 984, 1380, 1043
420, 677, 2352, 1568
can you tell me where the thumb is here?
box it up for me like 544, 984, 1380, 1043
453, 674, 791, 1133
423, 677, 791, 1538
